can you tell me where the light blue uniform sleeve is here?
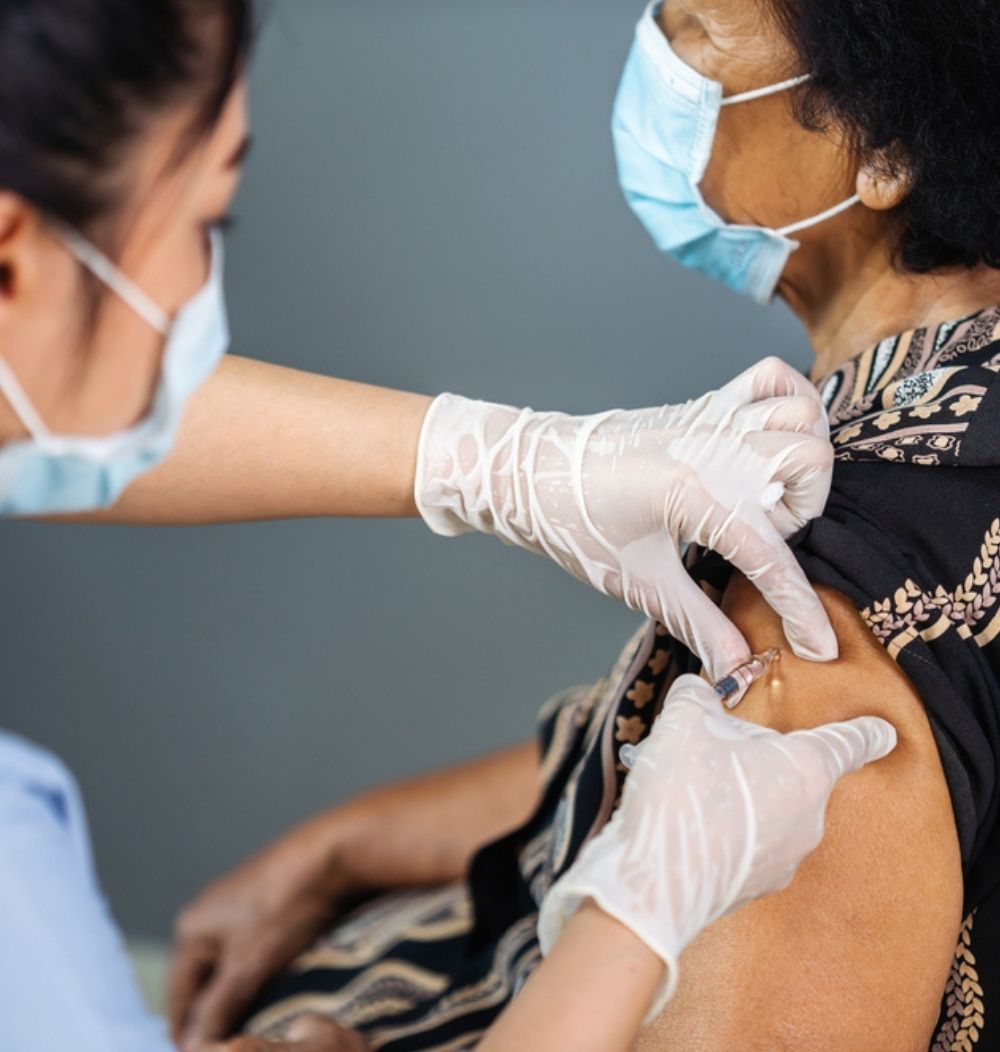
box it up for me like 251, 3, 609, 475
0, 732, 175, 1052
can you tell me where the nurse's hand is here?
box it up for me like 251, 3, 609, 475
415, 356, 837, 680
198, 1013, 369, 1051
536, 675, 898, 1021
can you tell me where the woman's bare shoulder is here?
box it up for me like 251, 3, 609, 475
635, 573, 964, 1052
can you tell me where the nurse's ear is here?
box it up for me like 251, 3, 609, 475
0, 194, 44, 323
856, 157, 910, 212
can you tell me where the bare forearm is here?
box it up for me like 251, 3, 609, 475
75, 356, 434, 524
479, 901, 664, 1052
308, 741, 541, 896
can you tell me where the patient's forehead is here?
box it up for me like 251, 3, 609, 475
659, 0, 798, 89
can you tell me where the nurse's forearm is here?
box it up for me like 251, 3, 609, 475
478, 901, 664, 1052
86, 356, 433, 524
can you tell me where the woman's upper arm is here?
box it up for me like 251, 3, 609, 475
636, 574, 964, 1052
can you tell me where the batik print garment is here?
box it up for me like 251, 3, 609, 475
244, 307, 1000, 1051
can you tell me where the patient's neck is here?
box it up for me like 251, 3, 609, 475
778, 231, 1000, 384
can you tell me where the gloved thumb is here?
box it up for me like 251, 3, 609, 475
657, 674, 724, 717
798, 715, 898, 782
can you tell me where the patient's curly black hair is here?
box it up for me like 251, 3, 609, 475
769, 0, 1000, 273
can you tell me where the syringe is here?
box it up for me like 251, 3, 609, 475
619, 648, 782, 769
713, 647, 781, 710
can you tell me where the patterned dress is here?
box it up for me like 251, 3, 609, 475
244, 308, 1000, 1051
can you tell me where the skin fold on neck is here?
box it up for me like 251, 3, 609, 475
780, 218, 1000, 384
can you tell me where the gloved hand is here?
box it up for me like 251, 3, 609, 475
536, 675, 898, 1021
415, 357, 836, 680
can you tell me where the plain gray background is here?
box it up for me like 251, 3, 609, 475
0, 0, 810, 942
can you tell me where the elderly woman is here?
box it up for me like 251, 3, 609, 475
0, 0, 900, 1051
171, 0, 1000, 1050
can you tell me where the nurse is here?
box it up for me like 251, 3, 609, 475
0, 2, 895, 1050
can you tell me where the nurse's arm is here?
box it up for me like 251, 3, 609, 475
66, 355, 433, 524
477, 900, 665, 1052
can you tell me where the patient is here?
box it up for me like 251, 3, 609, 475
170, 0, 1000, 1049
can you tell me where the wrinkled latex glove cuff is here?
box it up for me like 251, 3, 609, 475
537, 861, 681, 1024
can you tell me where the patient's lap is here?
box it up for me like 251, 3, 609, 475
636, 575, 963, 1052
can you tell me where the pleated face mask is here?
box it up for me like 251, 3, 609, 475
612, 0, 861, 304
0, 229, 230, 516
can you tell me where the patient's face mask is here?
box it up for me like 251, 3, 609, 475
0, 228, 230, 516
612, 0, 861, 303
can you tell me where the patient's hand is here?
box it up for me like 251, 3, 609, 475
170, 741, 541, 1052
170, 821, 359, 1052
199, 1013, 369, 1052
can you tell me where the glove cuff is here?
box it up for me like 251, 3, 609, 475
538, 862, 682, 1024
413, 393, 479, 538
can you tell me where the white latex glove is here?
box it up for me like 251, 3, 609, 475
415, 357, 836, 680
536, 675, 898, 1021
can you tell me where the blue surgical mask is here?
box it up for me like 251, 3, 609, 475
613, 0, 861, 303
0, 229, 230, 516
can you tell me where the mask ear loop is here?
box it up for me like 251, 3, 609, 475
716, 73, 862, 238
0, 225, 175, 443
0, 356, 52, 441
54, 226, 171, 336
720, 73, 811, 107
776, 193, 862, 237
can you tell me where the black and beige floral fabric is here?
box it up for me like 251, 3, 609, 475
244, 308, 1000, 1051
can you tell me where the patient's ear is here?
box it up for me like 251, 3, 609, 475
0, 194, 44, 329
856, 157, 910, 212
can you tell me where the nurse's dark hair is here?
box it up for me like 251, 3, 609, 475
0, 0, 253, 233
768, 0, 1000, 273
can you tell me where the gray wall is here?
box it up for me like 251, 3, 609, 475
0, 0, 809, 941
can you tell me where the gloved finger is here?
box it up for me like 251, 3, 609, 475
721, 356, 825, 409
641, 674, 722, 750
654, 678, 780, 753
684, 494, 838, 662
651, 673, 772, 735
167, 935, 219, 1043
653, 568, 754, 681
603, 537, 751, 679
732, 395, 828, 439
742, 431, 834, 537
602, 541, 686, 622
658, 673, 722, 715
794, 716, 899, 785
